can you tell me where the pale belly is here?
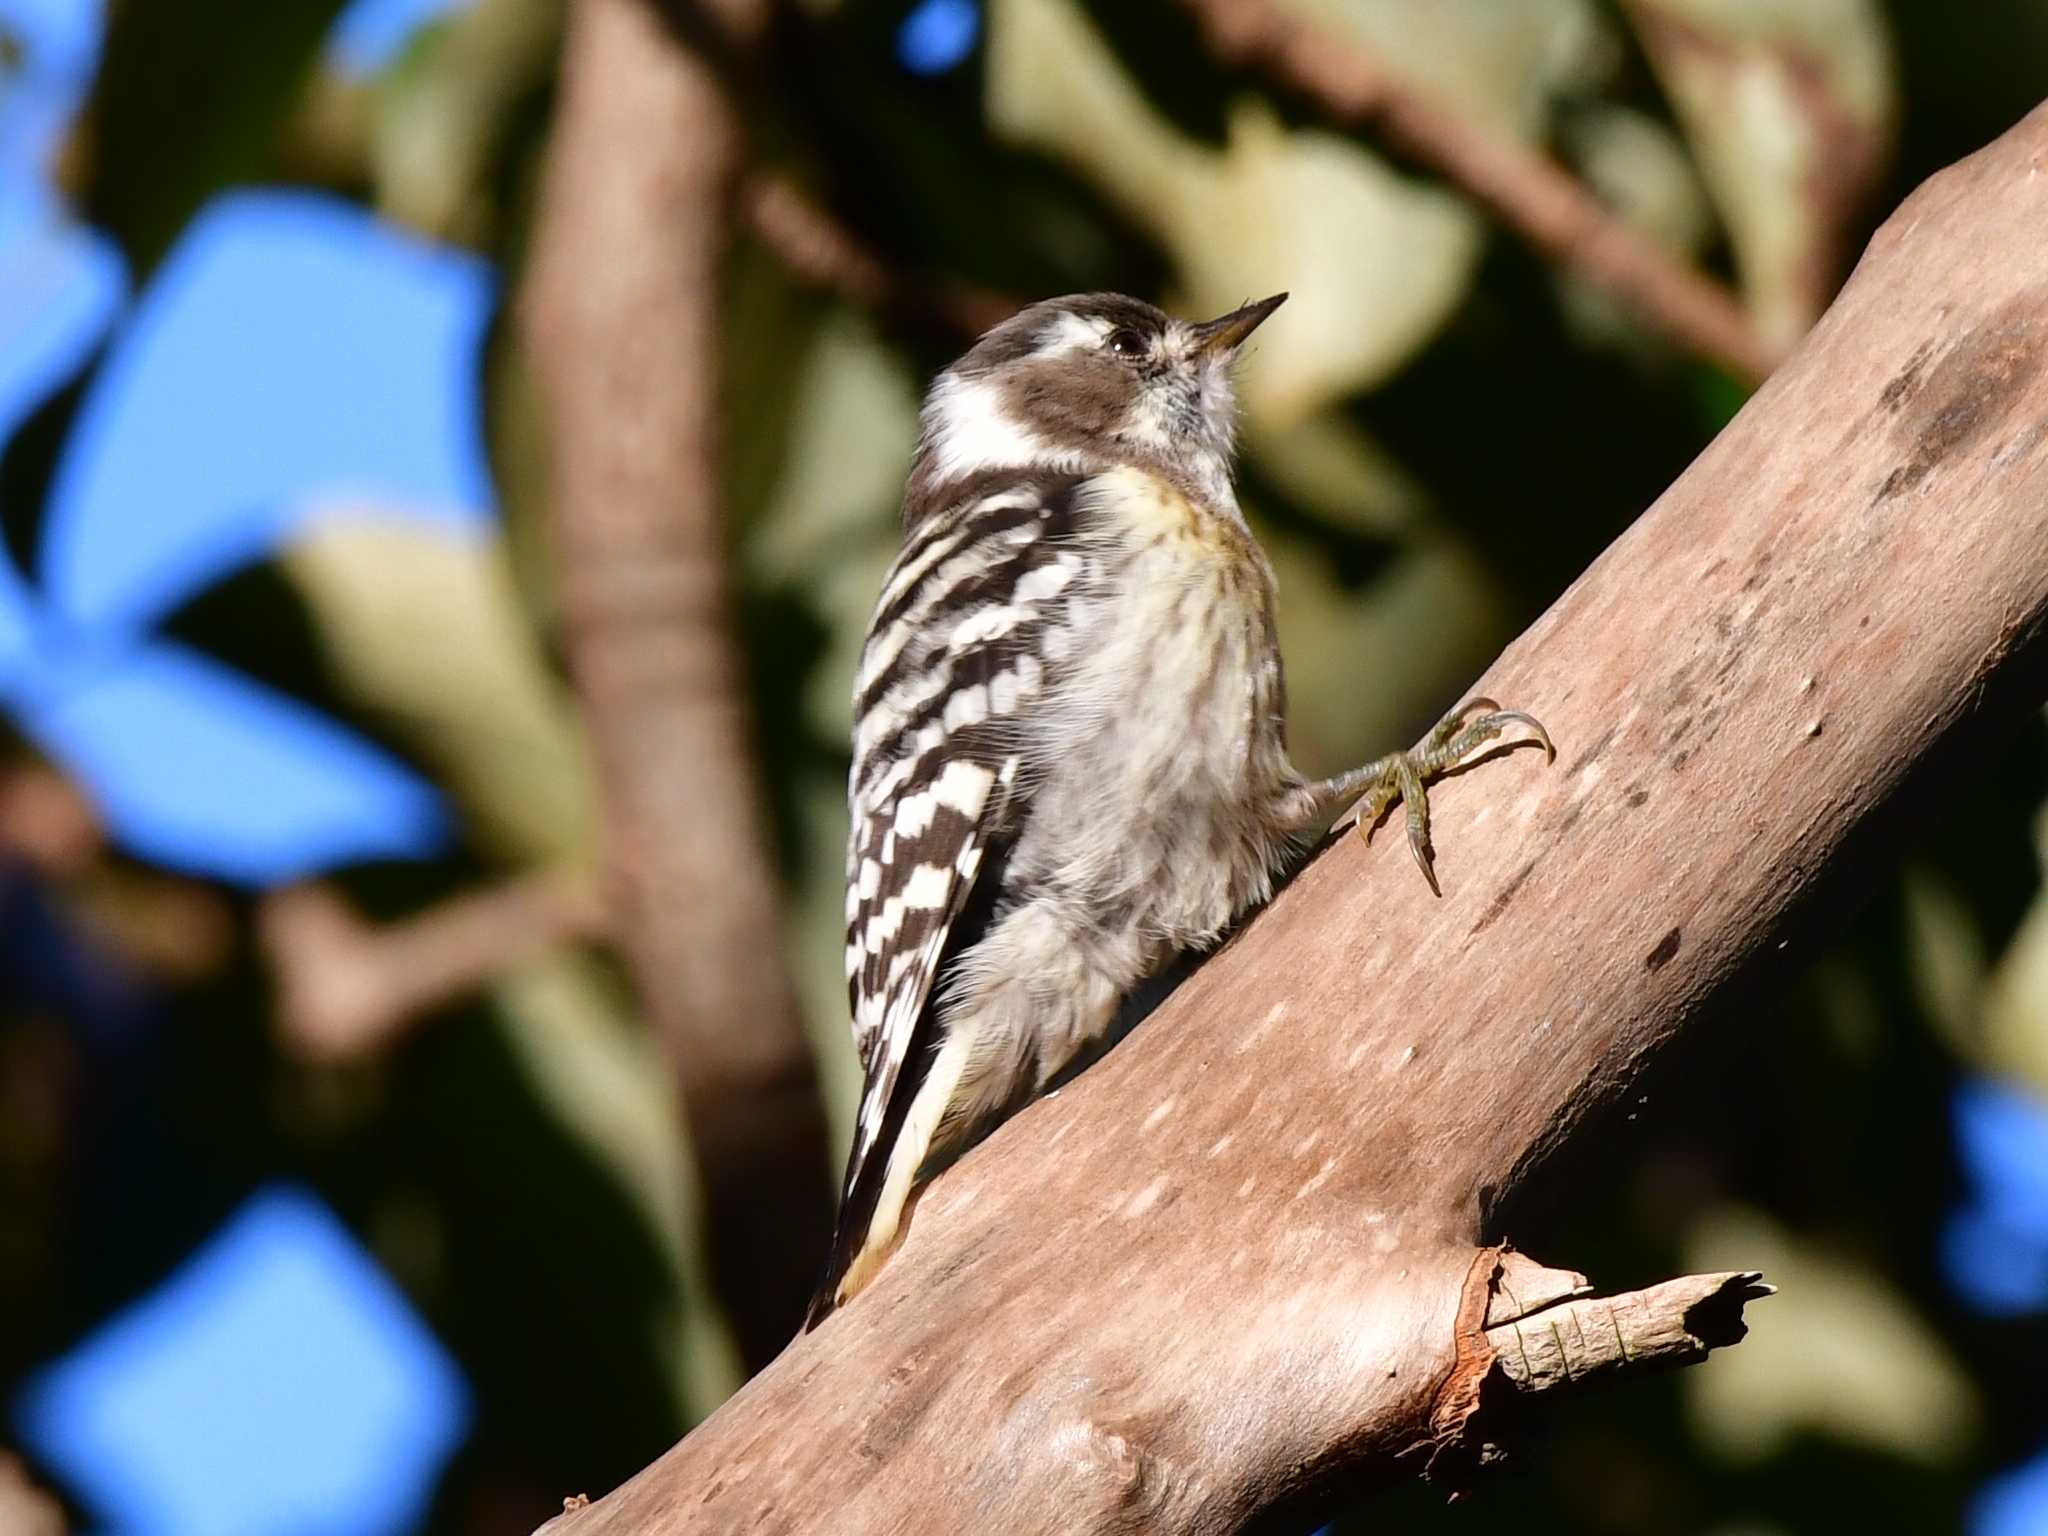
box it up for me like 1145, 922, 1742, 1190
1014, 466, 1295, 947
936, 469, 1297, 1128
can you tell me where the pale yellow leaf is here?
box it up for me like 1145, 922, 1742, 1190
1685, 1205, 1980, 1466
1287, 0, 1612, 138
1623, 0, 1897, 349
281, 516, 596, 867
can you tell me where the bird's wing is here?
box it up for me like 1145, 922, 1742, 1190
835, 470, 1091, 1228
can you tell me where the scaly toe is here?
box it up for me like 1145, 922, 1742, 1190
1424, 696, 1502, 755
1354, 699, 1553, 894
1356, 778, 1399, 846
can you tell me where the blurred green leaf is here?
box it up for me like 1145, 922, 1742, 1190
82, 0, 351, 271
1900, 862, 1995, 1059
740, 308, 921, 579
1288, 0, 1613, 139
1243, 409, 1430, 541
780, 8, 1155, 306
1555, 103, 1718, 356
1621, 0, 1897, 349
369, 0, 561, 244
1982, 815, 2048, 1096
785, 771, 864, 1150
371, 982, 690, 1492
718, 292, 923, 755
1263, 526, 1511, 773
1564, 105, 1714, 256
488, 950, 740, 1418
988, 0, 1484, 423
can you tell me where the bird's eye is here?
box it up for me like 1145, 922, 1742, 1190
1105, 327, 1146, 358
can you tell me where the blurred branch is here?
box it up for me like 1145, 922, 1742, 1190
741, 173, 1016, 335
541, 103, 2048, 1531
643, 0, 1015, 335
277, 0, 1006, 338
0, 765, 101, 878
260, 873, 607, 1062
1179, 0, 1782, 383
0, 1455, 64, 1536
521, 0, 834, 1372
1, 764, 233, 981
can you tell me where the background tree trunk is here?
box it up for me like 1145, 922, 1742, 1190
522, 0, 833, 1373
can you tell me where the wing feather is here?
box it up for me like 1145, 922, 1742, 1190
833, 471, 1089, 1221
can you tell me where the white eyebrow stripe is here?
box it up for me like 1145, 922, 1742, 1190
1045, 311, 1107, 349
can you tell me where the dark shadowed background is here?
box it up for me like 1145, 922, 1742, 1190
3, 0, 2048, 1532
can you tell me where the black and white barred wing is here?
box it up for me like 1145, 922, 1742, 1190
837, 475, 1086, 1206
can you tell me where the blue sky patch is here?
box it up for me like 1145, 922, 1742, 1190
16, 1185, 470, 1536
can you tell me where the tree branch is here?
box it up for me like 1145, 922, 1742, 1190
0, 1455, 64, 1536
1485, 1265, 1774, 1393
521, 0, 833, 1372
741, 174, 1016, 335
533, 100, 2048, 1530
1178, 0, 1782, 383
258, 873, 608, 1061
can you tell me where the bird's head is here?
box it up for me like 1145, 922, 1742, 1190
905, 291, 1286, 523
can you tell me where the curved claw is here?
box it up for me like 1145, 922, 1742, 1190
1396, 756, 1437, 898
1358, 784, 1394, 846
1406, 812, 1440, 897
1485, 709, 1556, 763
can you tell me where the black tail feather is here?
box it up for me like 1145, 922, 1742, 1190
804, 837, 1015, 1329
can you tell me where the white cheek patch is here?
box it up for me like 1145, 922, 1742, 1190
924, 374, 1062, 481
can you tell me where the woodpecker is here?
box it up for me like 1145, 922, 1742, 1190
808, 292, 1550, 1326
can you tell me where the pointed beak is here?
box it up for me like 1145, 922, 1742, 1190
1186, 292, 1287, 360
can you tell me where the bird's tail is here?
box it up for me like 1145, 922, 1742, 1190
804, 1037, 968, 1328
803, 1183, 872, 1330
804, 1139, 913, 1329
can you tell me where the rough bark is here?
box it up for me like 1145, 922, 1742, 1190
521, 0, 833, 1372
544, 103, 2048, 1533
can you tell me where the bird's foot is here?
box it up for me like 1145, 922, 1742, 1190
1354, 698, 1554, 896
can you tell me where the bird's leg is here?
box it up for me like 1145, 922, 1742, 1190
1284, 698, 1554, 897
